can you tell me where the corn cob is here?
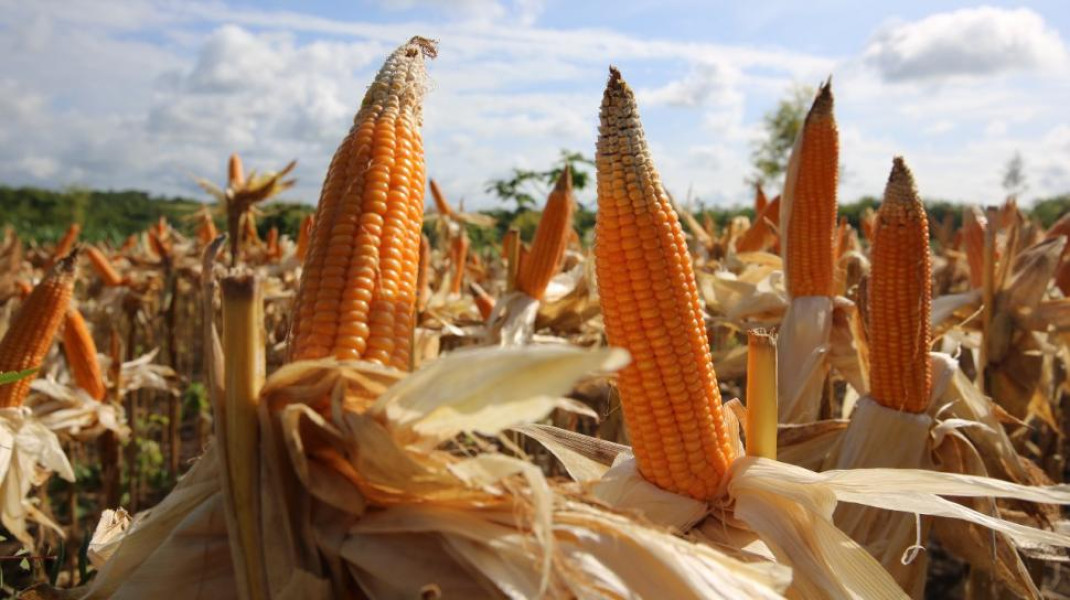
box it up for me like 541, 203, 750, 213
869, 158, 932, 413
416, 234, 431, 313
63, 307, 105, 400
289, 37, 436, 369
429, 179, 454, 218
296, 214, 314, 263
45, 223, 80, 270
120, 234, 138, 254
516, 167, 574, 300
229, 152, 245, 189
86, 246, 124, 287
197, 209, 219, 245
783, 81, 838, 298
242, 215, 261, 248
266, 226, 280, 261
595, 67, 735, 500
449, 230, 469, 295
15, 280, 32, 299
835, 216, 851, 261
736, 195, 781, 253
754, 182, 768, 215
470, 282, 496, 321
0, 251, 78, 407
149, 229, 171, 262
963, 206, 989, 289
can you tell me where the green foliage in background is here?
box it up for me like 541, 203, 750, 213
750, 84, 814, 187
0, 185, 313, 244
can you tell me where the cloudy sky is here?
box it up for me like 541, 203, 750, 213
0, 1, 1067, 210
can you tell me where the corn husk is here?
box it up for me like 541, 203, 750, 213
0, 407, 74, 545
777, 296, 833, 423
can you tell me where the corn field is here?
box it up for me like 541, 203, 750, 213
4, 36, 1070, 599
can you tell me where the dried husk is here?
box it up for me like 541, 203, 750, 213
777, 296, 833, 423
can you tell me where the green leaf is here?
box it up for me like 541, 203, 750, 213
0, 367, 38, 386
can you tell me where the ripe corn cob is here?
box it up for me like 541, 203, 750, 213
14, 280, 32, 298
470, 282, 496, 321
266, 226, 280, 261
516, 167, 574, 300
289, 37, 436, 369
229, 152, 245, 189
0, 251, 78, 407
736, 195, 781, 253
296, 214, 314, 263
754, 182, 768, 215
835, 216, 851, 261
197, 209, 219, 245
429, 179, 454, 218
782, 81, 838, 298
449, 230, 469, 295
416, 234, 431, 313
242, 215, 261, 248
63, 307, 105, 400
45, 223, 81, 270
595, 67, 735, 500
120, 234, 138, 254
963, 206, 989, 290
86, 246, 124, 287
869, 158, 932, 413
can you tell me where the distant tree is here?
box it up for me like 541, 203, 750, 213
486, 150, 594, 213
1002, 151, 1027, 198
750, 84, 814, 188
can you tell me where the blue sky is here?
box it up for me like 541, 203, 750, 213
0, 0, 1067, 210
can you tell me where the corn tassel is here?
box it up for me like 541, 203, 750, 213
0, 251, 78, 407
869, 158, 932, 413
782, 81, 838, 299
517, 167, 574, 300
595, 67, 735, 500
289, 37, 436, 369
63, 308, 106, 401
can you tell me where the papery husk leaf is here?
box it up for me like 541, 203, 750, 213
83, 446, 233, 598
698, 263, 787, 323
592, 453, 709, 531
829, 298, 869, 397
512, 422, 627, 483
371, 345, 627, 450
776, 420, 848, 470
777, 296, 833, 423
485, 291, 540, 347
823, 397, 933, 598
0, 407, 74, 545
930, 429, 1041, 599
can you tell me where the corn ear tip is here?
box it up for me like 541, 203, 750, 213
809, 78, 834, 120
407, 36, 438, 59
554, 164, 573, 194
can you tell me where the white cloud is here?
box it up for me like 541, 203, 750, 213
864, 7, 1067, 82
641, 60, 742, 108
0, 0, 1065, 213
